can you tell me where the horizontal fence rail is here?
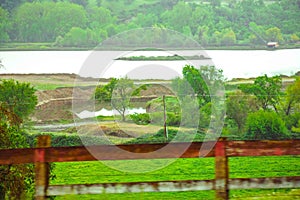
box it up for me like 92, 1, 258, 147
0, 136, 300, 200
46, 177, 300, 196
2, 140, 300, 165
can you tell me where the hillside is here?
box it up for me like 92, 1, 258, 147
1, 0, 299, 49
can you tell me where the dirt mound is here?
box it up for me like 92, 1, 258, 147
77, 124, 135, 138
139, 84, 174, 96
34, 87, 94, 122
36, 87, 93, 102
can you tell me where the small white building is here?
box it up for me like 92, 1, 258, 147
267, 42, 279, 48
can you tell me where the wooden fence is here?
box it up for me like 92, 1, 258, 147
0, 136, 300, 200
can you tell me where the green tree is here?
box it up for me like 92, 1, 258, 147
61, 27, 87, 47
211, 31, 222, 45
94, 78, 141, 121
172, 65, 224, 106
199, 102, 212, 129
87, 6, 115, 30
290, 34, 300, 43
42, 2, 87, 41
220, 28, 236, 46
132, 13, 158, 28
239, 75, 282, 112
196, 26, 210, 46
0, 79, 38, 199
59, 27, 99, 47
13, 2, 48, 42
161, 2, 192, 32
180, 96, 199, 128
12, 1, 88, 42
211, 0, 221, 7
69, 0, 88, 7
0, 7, 10, 42
0, 0, 25, 11
226, 91, 259, 133
282, 78, 300, 116
245, 110, 289, 140
191, 5, 213, 35
111, 77, 136, 122
248, 22, 267, 45
94, 78, 118, 103
265, 27, 283, 42
0, 79, 37, 120
292, 120, 300, 133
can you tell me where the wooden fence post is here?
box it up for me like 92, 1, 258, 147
35, 135, 51, 200
215, 137, 229, 200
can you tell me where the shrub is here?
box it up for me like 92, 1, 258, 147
130, 113, 151, 125
166, 112, 181, 126
126, 128, 204, 144
282, 112, 300, 130
150, 112, 181, 126
245, 110, 290, 140
26, 132, 108, 147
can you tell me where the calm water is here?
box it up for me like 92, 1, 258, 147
76, 107, 146, 118
0, 49, 299, 80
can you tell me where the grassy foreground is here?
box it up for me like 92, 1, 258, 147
51, 156, 300, 199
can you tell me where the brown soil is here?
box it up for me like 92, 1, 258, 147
2, 74, 174, 122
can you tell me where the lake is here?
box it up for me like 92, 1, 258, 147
0, 49, 299, 80
75, 107, 146, 119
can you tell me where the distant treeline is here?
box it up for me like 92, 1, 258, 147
0, 0, 299, 47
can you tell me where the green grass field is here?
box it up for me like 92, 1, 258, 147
51, 156, 300, 199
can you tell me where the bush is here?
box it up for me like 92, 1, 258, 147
150, 112, 181, 126
26, 132, 108, 147
126, 128, 204, 144
166, 112, 181, 126
282, 112, 300, 130
245, 111, 290, 140
130, 113, 151, 125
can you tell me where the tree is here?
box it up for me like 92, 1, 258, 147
13, 2, 48, 42
87, 6, 115, 30
0, 79, 38, 199
0, 0, 26, 12
111, 77, 135, 122
58, 27, 99, 47
44, 2, 87, 41
132, 13, 158, 28
265, 27, 283, 42
211, 0, 221, 7
239, 74, 282, 112
171, 65, 225, 131
245, 110, 289, 140
94, 78, 118, 103
226, 91, 259, 133
220, 28, 236, 46
191, 6, 213, 35
172, 65, 225, 106
69, 0, 88, 7
161, 2, 192, 32
0, 7, 10, 42
94, 78, 141, 121
290, 34, 300, 43
61, 27, 87, 47
282, 78, 300, 116
0, 79, 37, 120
